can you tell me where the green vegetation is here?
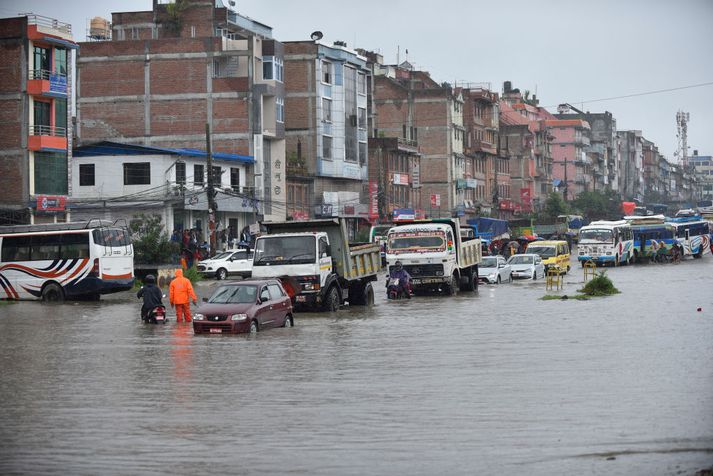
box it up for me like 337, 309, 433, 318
163, 0, 188, 35
129, 214, 179, 265
182, 265, 203, 284
578, 272, 620, 297
541, 192, 571, 220
540, 294, 589, 301
571, 190, 622, 222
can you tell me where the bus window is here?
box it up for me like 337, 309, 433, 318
61, 233, 90, 259
31, 235, 61, 261
93, 228, 132, 247
1, 235, 31, 262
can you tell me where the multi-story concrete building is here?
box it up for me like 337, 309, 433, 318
617, 130, 645, 201
642, 138, 662, 201
367, 137, 422, 222
283, 40, 371, 229
547, 119, 592, 200
689, 152, 713, 201
76, 0, 284, 234
372, 63, 465, 218
0, 14, 77, 225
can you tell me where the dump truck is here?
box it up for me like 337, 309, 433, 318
384, 218, 482, 295
250, 219, 381, 311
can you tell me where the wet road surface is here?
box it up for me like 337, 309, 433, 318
1, 254, 712, 475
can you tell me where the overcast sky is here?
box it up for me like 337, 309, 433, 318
3, 0, 712, 160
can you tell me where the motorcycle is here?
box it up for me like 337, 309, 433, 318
386, 277, 410, 300
143, 305, 167, 324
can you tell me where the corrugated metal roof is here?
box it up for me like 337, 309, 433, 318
73, 141, 254, 163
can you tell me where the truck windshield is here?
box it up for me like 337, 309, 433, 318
527, 246, 556, 258
254, 236, 316, 265
579, 229, 613, 243
388, 231, 446, 253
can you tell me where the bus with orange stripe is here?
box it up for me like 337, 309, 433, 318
0, 220, 134, 301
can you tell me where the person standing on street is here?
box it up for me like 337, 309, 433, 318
169, 269, 198, 323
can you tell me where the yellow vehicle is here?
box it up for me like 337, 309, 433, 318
525, 240, 571, 274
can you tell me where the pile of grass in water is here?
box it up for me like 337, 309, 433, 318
578, 272, 619, 297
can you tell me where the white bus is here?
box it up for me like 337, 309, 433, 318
667, 215, 711, 258
0, 220, 134, 301
577, 220, 634, 266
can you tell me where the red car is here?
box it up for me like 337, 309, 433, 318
193, 279, 293, 334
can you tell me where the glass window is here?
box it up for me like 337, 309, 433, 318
322, 136, 332, 159
175, 162, 186, 186
209, 285, 257, 304
31, 235, 61, 261
322, 98, 332, 122
79, 164, 95, 186
34, 152, 67, 195
267, 283, 285, 299
61, 233, 90, 259
358, 73, 366, 95
92, 228, 131, 247
194, 164, 204, 186
211, 166, 222, 187
359, 142, 367, 164
319, 237, 330, 257
260, 286, 271, 302
322, 61, 331, 84
34, 100, 51, 128
54, 48, 67, 76
1, 235, 31, 262
254, 235, 316, 265
262, 56, 273, 80
358, 107, 366, 129
230, 167, 240, 190
123, 162, 151, 185
33, 46, 50, 75
55, 98, 67, 131
276, 97, 284, 123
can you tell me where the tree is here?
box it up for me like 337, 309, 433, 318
572, 190, 622, 221
541, 192, 570, 221
129, 214, 179, 264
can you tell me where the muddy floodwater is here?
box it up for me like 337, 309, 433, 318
1, 254, 713, 475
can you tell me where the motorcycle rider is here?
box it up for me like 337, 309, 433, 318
137, 274, 164, 320
387, 260, 411, 298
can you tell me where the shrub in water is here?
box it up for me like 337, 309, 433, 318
182, 265, 203, 284
579, 271, 619, 297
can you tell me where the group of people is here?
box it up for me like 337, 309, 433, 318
138, 269, 198, 323
650, 240, 683, 263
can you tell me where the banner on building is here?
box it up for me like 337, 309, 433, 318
520, 188, 531, 205
392, 173, 410, 185
392, 208, 415, 222
430, 194, 441, 208
36, 195, 66, 212
369, 181, 379, 222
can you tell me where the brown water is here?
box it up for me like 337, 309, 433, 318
1, 255, 712, 475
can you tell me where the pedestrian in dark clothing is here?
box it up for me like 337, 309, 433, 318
137, 274, 164, 319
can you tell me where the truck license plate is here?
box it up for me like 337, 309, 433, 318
210, 328, 222, 334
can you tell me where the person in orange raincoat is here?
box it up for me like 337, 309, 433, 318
169, 269, 198, 323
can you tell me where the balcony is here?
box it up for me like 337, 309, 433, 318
28, 125, 67, 152
466, 139, 496, 155
27, 70, 68, 98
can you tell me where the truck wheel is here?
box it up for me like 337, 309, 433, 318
323, 286, 340, 312
349, 283, 365, 305
42, 282, 65, 302
460, 270, 476, 292
363, 283, 374, 306
445, 274, 459, 296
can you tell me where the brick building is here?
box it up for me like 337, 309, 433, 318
547, 119, 592, 200
371, 62, 465, 218
283, 40, 371, 228
76, 0, 285, 234
367, 137, 422, 222
0, 14, 77, 225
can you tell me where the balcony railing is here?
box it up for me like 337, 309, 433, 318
26, 14, 72, 34
29, 69, 54, 80
30, 125, 66, 137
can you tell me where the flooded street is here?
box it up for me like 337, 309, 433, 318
1, 255, 713, 475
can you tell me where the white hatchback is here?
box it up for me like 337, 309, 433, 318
197, 249, 254, 280
506, 253, 545, 280
478, 255, 512, 284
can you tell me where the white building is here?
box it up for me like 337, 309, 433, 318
71, 141, 255, 242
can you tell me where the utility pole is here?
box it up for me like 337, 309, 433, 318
205, 123, 216, 256
562, 156, 569, 201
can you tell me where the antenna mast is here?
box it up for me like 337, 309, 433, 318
676, 111, 690, 166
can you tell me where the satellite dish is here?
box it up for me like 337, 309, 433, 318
310, 31, 323, 41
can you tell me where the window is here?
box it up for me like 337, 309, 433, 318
358, 73, 366, 95
319, 237, 330, 257
1, 235, 30, 261
359, 142, 367, 164
194, 164, 204, 186
230, 167, 240, 191
61, 233, 90, 259
175, 162, 186, 185
33, 100, 51, 128
55, 98, 67, 131
322, 136, 332, 159
268, 283, 285, 299
262, 56, 283, 82
79, 164, 95, 186
322, 60, 331, 84
34, 152, 67, 195
33, 46, 49, 75
123, 162, 151, 185
213, 59, 221, 78
322, 98, 332, 122
358, 107, 366, 129
54, 48, 67, 76
276, 97, 284, 123
30, 235, 61, 261
260, 286, 271, 302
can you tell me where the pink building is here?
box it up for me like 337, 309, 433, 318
546, 119, 591, 200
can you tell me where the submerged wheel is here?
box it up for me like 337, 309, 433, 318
249, 320, 259, 334
216, 268, 228, 280
322, 286, 340, 312
42, 282, 65, 303
445, 274, 459, 296
496, 275, 501, 284
364, 283, 375, 306
460, 270, 476, 292
283, 314, 293, 328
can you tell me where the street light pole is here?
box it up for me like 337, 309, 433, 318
562, 156, 569, 201
206, 123, 216, 256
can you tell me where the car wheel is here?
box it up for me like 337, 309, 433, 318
42, 282, 65, 302
216, 268, 227, 280
496, 275, 501, 284
249, 320, 259, 333
283, 314, 293, 328
323, 286, 340, 312
532, 271, 536, 280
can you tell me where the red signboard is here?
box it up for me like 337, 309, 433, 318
291, 211, 309, 221
36, 195, 66, 212
430, 194, 441, 207
369, 181, 379, 222
499, 199, 512, 210
520, 187, 531, 205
